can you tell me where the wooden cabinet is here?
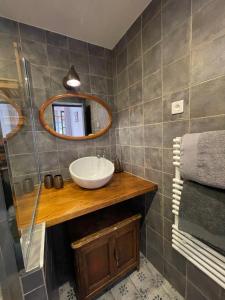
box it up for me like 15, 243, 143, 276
68, 207, 141, 300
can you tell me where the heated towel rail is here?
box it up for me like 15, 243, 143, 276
172, 137, 225, 289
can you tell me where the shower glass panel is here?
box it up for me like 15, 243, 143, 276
0, 40, 41, 269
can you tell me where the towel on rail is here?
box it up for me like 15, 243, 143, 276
178, 180, 225, 252
180, 130, 225, 189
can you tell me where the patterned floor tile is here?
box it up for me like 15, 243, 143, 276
111, 276, 142, 300
96, 290, 115, 300
59, 282, 76, 300
59, 255, 184, 300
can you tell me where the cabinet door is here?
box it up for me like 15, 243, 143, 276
114, 221, 139, 273
77, 234, 116, 298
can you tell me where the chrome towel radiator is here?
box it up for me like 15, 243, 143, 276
172, 137, 225, 289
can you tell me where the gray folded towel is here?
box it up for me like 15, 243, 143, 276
180, 130, 225, 189
178, 180, 225, 252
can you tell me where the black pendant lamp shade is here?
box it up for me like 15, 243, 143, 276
63, 65, 81, 90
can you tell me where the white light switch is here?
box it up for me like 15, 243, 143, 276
171, 100, 184, 115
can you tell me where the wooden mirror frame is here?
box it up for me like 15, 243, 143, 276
39, 92, 113, 140
0, 93, 25, 142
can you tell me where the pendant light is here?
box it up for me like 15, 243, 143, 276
63, 65, 81, 90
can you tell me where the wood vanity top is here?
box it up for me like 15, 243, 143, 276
16, 172, 157, 229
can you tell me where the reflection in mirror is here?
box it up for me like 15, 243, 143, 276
0, 92, 24, 140
39, 93, 112, 140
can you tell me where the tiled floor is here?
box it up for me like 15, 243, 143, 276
59, 254, 184, 300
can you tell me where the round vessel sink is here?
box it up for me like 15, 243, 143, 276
69, 156, 115, 189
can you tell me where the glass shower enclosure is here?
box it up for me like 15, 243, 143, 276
0, 37, 42, 297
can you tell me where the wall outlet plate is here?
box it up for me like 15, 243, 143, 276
171, 100, 184, 115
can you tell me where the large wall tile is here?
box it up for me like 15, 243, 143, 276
144, 99, 162, 124
187, 262, 222, 300
163, 120, 189, 148
117, 128, 130, 145
163, 195, 173, 221
49, 67, 67, 92
162, 0, 191, 37
31, 65, 50, 89
38, 151, 59, 172
143, 71, 162, 102
70, 52, 89, 74
129, 81, 142, 106
128, 58, 142, 85
164, 239, 186, 275
163, 20, 190, 65
24, 285, 48, 300
163, 56, 189, 95
118, 109, 130, 128
20, 23, 46, 42
191, 0, 213, 14
89, 56, 107, 76
191, 76, 225, 118
190, 116, 225, 133
126, 16, 141, 42
117, 88, 129, 110
145, 168, 162, 192
131, 146, 144, 167
130, 105, 143, 126
130, 126, 144, 146
146, 244, 164, 274
22, 40, 48, 65
36, 131, 57, 153
132, 165, 145, 178
162, 148, 173, 175
142, 0, 161, 27
186, 281, 208, 300
46, 31, 68, 48
47, 45, 69, 69
146, 209, 163, 235
7, 131, 35, 155
144, 123, 162, 148
145, 147, 162, 171
163, 172, 173, 198
90, 75, 107, 94
88, 44, 105, 57
68, 38, 88, 55
142, 13, 161, 53
146, 226, 163, 254
10, 154, 37, 177
116, 48, 127, 74
58, 150, 78, 169
127, 33, 141, 65
192, 0, 225, 47
0, 17, 18, 36
164, 261, 186, 297
116, 145, 131, 163
192, 35, 225, 84
143, 43, 161, 77
117, 68, 128, 92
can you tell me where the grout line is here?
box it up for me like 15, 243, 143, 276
23, 284, 45, 296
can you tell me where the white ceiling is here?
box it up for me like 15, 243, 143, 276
0, 0, 151, 49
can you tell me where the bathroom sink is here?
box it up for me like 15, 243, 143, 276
69, 156, 115, 189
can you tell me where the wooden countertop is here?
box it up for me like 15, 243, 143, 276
16, 172, 157, 229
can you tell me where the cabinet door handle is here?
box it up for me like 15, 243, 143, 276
114, 248, 119, 267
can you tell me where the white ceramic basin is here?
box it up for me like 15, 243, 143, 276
69, 156, 115, 189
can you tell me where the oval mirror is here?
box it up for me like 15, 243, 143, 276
39, 93, 112, 140
0, 93, 24, 140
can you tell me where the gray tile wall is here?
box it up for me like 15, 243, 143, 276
113, 0, 225, 299
0, 16, 115, 183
